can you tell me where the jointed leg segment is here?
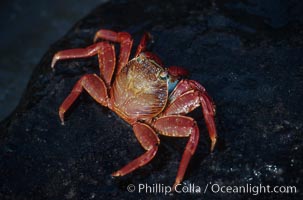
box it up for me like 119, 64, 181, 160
58, 74, 108, 125
94, 29, 133, 74
51, 42, 116, 86
112, 122, 160, 176
164, 80, 217, 151
153, 116, 200, 188
135, 32, 152, 57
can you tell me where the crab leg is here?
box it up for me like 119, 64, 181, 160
168, 79, 214, 104
112, 122, 160, 176
51, 42, 115, 87
152, 116, 199, 188
97, 43, 116, 86
164, 80, 217, 151
58, 74, 109, 125
134, 32, 152, 57
94, 29, 133, 74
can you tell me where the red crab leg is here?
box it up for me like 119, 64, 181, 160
51, 42, 115, 87
97, 43, 116, 86
152, 116, 199, 189
94, 29, 133, 74
164, 80, 217, 152
143, 52, 164, 67
58, 74, 109, 125
134, 32, 152, 57
112, 122, 160, 176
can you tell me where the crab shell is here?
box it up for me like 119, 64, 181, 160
111, 53, 176, 124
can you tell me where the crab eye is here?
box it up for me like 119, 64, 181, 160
159, 71, 168, 80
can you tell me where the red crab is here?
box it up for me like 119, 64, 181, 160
51, 29, 218, 188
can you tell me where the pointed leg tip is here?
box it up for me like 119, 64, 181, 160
51, 54, 59, 69
210, 137, 217, 152
59, 109, 65, 125
172, 180, 181, 192
51, 62, 55, 70
60, 116, 65, 125
111, 171, 120, 177
146, 32, 152, 38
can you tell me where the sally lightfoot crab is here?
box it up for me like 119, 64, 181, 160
51, 29, 218, 188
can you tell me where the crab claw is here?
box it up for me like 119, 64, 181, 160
168, 66, 189, 77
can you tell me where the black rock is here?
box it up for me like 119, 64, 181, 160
1, 0, 302, 199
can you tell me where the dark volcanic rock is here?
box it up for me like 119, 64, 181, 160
1, 0, 303, 199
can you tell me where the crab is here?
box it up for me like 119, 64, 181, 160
51, 29, 218, 188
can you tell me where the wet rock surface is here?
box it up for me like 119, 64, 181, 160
0, 0, 302, 199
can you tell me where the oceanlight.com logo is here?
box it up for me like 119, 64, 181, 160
126, 182, 297, 196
